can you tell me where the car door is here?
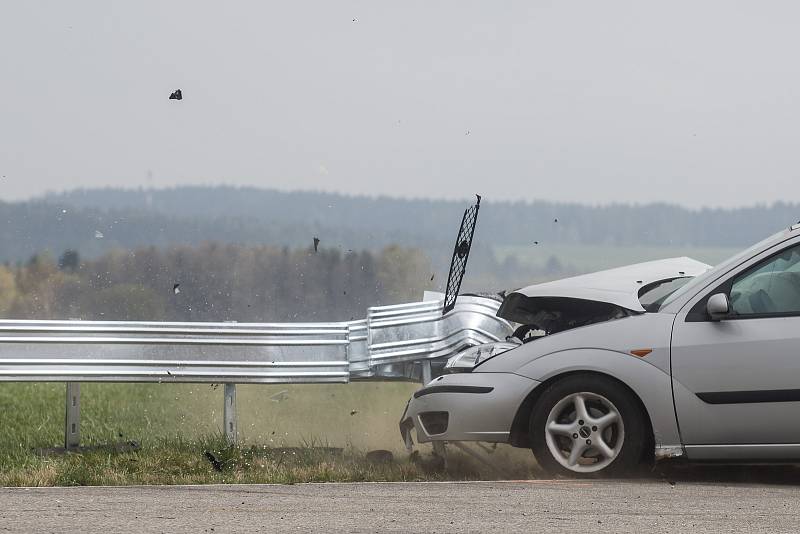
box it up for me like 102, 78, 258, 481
671, 238, 800, 459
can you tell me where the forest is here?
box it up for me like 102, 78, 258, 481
0, 244, 433, 322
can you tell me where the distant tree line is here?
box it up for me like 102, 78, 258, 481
44, 186, 800, 250
0, 244, 433, 322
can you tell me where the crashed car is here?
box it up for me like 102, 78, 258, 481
402, 225, 800, 476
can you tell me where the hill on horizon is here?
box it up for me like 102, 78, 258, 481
40, 185, 800, 247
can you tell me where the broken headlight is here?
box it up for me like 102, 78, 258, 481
444, 341, 519, 372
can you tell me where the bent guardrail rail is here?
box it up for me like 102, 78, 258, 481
0, 293, 513, 447
0, 293, 511, 383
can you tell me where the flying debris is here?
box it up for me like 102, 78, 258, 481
270, 390, 289, 402
94, 230, 104, 239
533, 241, 539, 245
173, 283, 181, 295
430, 273, 435, 281
350, 410, 358, 416
313, 237, 320, 252
169, 89, 183, 100
554, 218, 558, 223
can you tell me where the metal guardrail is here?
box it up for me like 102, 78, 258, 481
0, 320, 352, 383
0, 293, 513, 448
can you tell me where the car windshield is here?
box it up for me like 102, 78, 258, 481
657, 229, 793, 311
638, 277, 692, 312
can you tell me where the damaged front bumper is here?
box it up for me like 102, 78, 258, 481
400, 371, 540, 448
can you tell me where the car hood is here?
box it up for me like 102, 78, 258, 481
505, 257, 711, 313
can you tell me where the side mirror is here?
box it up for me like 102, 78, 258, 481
707, 293, 730, 321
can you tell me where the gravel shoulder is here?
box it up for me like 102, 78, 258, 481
3, 475, 800, 533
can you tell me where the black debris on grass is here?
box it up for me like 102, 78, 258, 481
204, 450, 223, 472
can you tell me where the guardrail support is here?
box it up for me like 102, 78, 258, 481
421, 360, 432, 385
65, 382, 80, 449
419, 362, 447, 464
224, 383, 237, 445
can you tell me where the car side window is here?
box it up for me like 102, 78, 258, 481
729, 244, 800, 316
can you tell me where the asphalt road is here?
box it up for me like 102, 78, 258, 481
3, 471, 800, 533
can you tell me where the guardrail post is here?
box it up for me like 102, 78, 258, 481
421, 360, 432, 384
224, 383, 237, 445
419, 362, 447, 464
65, 382, 80, 449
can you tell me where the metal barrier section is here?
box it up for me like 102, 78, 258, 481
0, 294, 513, 447
0, 320, 351, 383
0, 295, 512, 383
362, 295, 512, 379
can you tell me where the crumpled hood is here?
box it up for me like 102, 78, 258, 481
508, 257, 711, 313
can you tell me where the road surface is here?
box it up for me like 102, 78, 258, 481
3, 471, 800, 533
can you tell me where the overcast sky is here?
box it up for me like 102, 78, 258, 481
1, 1, 798, 207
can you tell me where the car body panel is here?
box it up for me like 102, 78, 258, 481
671, 232, 800, 457
400, 372, 540, 444
478, 313, 675, 376
511, 257, 710, 312
513, 347, 681, 449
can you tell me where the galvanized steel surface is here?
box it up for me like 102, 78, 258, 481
0, 295, 512, 383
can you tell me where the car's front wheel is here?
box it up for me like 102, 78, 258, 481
530, 374, 647, 477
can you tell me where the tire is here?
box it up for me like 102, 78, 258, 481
529, 374, 648, 478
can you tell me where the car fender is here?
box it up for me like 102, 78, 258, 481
514, 348, 682, 450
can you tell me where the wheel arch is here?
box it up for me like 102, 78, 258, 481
508, 369, 654, 460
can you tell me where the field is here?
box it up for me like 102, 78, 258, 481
495, 244, 738, 273
0, 381, 539, 486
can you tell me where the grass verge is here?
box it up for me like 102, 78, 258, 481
0, 382, 540, 486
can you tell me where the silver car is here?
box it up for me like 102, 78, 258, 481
400, 224, 800, 476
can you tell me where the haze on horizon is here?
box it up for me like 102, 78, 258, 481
1, 1, 799, 208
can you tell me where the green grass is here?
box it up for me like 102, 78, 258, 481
0, 382, 539, 486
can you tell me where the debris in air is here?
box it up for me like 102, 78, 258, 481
533, 241, 539, 245
173, 283, 181, 295
313, 237, 320, 252
94, 230, 104, 239
554, 218, 558, 223
430, 273, 435, 281
169, 89, 183, 100
270, 390, 289, 402
350, 409, 358, 416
